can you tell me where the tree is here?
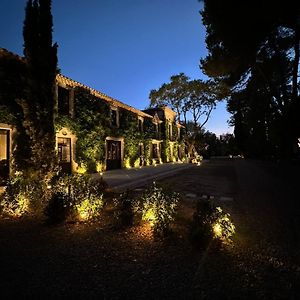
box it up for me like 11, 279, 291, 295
149, 73, 217, 128
149, 73, 218, 156
201, 0, 300, 158
22, 0, 58, 179
149, 73, 190, 124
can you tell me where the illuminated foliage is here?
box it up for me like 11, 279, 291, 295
77, 163, 87, 174
212, 207, 235, 244
124, 157, 131, 169
76, 195, 104, 221
140, 183, 179, 236
0, 193, 30, 218
0, 172, 51, 218
44, 174, 107, 223
189, 200, 235, 249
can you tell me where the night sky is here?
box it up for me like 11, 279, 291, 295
1, 0, 233, 135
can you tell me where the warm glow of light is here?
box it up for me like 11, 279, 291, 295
76, 199, 90, 220
213, 223, 222, 237
134, 159, 140, 168
75, 197, 104, 221
79, 211, 89, 220
96, 162, 104, 173
212, 207, 236, 244
124, 158, 131, 169
2, 194, 30, 218
142, 208, 156, 224
77, 164, 87, 174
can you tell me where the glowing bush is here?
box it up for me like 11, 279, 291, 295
96, 162, 104, 173
124, 157, 131, 169
152, 159, 157, 166
141, 183, 179, 235
189, 200, 235, 249
212, 207, 235, 244
0, 173, 43, 218
134, 158, 140, 168
0, 193, 30, 218
47, 174, 107, 222
76, 195, 104, 221
77, 163, 87, 174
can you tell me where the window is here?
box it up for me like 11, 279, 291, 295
138, 118, 143, 132
58, 137, 71, 163
57, 86, 70, 115
111, 108, 119, 127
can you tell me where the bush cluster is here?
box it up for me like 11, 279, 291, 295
140, 182, 179, 236
0, 172, 51, 218
189, 199, 235, 249
45, 174, 106, 223
113, 190, 139, 228
1, 174, 236, 248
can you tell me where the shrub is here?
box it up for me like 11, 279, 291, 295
49, 174, 106, 222
189, 200, 215, 249
140, 182, 179, 236
0, 191, 31, 218
189, 200, 235, 249
113, 190, 138, 228
76, 195, 104, 221
0, 172, 50, 218
44, 192, 72, 224
212, 207, 235, 244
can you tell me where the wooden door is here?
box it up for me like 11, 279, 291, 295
106, 140, 121, 170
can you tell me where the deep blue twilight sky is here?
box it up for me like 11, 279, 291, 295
1, 0, 233, 136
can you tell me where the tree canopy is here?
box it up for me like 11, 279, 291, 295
201, 0, 300, 158
149, 73, 218, 130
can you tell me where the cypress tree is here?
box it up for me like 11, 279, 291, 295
22, 0, 58, 180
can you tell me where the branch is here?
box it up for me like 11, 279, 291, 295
199, 104, 214, 130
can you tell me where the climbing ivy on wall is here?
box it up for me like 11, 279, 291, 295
55, 87, 158, 172
55, 87, 110, 172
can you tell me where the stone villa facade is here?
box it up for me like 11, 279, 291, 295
0, 48, 185, 182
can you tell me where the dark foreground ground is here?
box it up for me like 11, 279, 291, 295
0, 159, 299, 299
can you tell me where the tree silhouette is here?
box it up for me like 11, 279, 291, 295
22, 0, 58, 178
201, 0, 300, 158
